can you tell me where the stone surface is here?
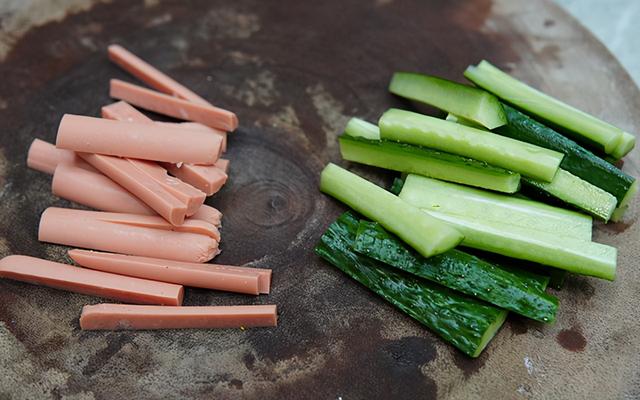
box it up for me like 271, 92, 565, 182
0, 0, 638, 399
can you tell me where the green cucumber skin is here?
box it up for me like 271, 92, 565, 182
353, 221, 558, 323
319, 163, 463, 258
379, 108, 563, 182
521, 170, 617, 221
339, 135, 521, 193
389, 72, 507, 129
496, 104, 636, 205
389, 177, 405, 195
315, 212, 507, 357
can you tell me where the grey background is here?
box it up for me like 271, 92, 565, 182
557, 0, 640, 85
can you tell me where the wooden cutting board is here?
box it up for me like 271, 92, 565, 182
0, 0, 638, 398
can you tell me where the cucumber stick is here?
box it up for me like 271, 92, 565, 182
412, 210, 617, 281
446, 113, 483, 129
315, 212, 507, 357
495, 104, 637, 219
379, 108, 563, 182
400, 174, 592, 240
344, 117, 380, 140
389, 72, 507, 129
522, 169, 617, 221
353, 221, 558, 322
319, 163, 463, 258
339, 134, 521, 193
465, 60, 635, 157
611, 180, 638, 222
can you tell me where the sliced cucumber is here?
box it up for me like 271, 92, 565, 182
522, 169, 617, 221
320, 163, 463, 258
465, 60, 635, 157
446, 113, 483, 129
389, 177, 405, 195
354, 220, 558, 322
389, 72, 507, 129
379, 108, 563, 182
344, 117, 380, 140
495, 104, 637, 218
339, 134, 520, 193
315, 212, 508, 357
400, 174, 592, 240
402, 209, 617, 281
611, 179, 638, 222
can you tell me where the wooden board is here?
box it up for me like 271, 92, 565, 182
0, 0, 638, 398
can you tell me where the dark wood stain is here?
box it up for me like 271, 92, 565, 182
452, 348, 488, 378
556, 327, 587, 352
601, 217, 637, 234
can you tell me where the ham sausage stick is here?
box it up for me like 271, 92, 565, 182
100, 102, 227, 152
110, 79, 238, 131
108, 44, 212, 106
190, 205, 222, 227
93, 211, 220, 241
27, 138, 92, 174
56, 114, 223, 164
174, 122, 228, 153
102, 101, 228, 195
69, 250, 270, 295
53, 163, 155, 215
79, 153, 201, 225
0, 255, 183, 305
39, 207, 219, 263
80, 304, 278, 330
28, 139, 223, 226
165, 163, 227, 196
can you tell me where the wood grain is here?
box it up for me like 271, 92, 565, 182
0, 0, 637, 399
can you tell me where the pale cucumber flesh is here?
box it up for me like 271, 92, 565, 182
319, 163, 463, 258
379, 108, 563, 182
389, 72, 507, 129
400, 174, 592, 240
414, 210, 617, 281
339, 135, 521, 193
465, 60, 630, 156
522, 169, 617, 221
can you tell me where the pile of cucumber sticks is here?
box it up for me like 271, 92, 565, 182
315, 60, 637, 357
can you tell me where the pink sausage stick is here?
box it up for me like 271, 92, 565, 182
101, 101, 228, 153
108, 44, 212, 107
0, 255, 183, 306
110, 79, 238, 131
175, 122, 228, 153
95, 211, 220, 241
39, 207, 220, 263
56, 114, 223, 164
53, 163, 155, 215
102, 101, 228, 195
79, 153, 203, 225
80, 304, 278, 330
69, 250, 270, 295
27, 138, 92, 174
132, 159, 206, 216
29, 140, 223, 226
191, 205, 222, 227
51, 164, 222, 226
165, 163, 227, 196
102, 103, 228, 152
